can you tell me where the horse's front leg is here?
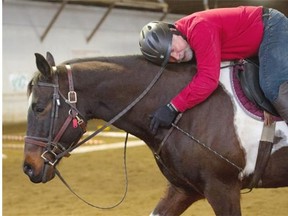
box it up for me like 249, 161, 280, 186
205, 180, 242, 216
150, 183, 203, 216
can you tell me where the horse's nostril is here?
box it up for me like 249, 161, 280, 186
23, 163, 34, 177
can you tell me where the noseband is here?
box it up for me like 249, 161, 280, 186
25, 65, 87, 167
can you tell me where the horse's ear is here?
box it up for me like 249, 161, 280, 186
46, 52, 56, 66
35, 53, 52, 78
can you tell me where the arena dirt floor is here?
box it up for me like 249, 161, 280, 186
3, 121, 288, 216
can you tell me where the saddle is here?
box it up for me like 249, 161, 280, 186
234, 57, 280, 118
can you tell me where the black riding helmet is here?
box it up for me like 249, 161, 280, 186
139, 21, 178, 66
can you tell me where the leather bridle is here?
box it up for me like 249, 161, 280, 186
24, 65, 87, 167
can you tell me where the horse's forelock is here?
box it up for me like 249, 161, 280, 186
27, 72, 41, 97
27, 79, 33, 97
27, 66, 63, 97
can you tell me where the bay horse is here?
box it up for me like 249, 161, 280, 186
23, 52, 288, 215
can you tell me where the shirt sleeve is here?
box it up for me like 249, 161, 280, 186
171, 21, 222, 112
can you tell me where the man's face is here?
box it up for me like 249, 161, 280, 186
169, 34, 193, 63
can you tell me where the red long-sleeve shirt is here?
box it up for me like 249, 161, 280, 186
171, 6, 264, 112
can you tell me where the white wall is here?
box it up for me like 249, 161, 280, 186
2, 0, 182, 123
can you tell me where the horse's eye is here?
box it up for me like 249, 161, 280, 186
35, 107, 45, 113
32, 103, 45, 113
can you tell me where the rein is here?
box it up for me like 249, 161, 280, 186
55, 132, 129, 209
65, 64, 168, 152
171, 123, 244, 173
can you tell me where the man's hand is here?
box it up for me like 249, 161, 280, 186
150, 103, 179, 134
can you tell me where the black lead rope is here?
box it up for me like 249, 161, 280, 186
55, 132, 129, 209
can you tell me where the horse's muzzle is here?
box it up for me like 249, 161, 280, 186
23, 161, 55, 183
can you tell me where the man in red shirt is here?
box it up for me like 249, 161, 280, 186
139, 6, 288, 134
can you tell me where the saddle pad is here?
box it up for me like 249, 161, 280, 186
230, 64, 282, 122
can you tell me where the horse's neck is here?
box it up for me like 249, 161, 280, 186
72, 62, 154, 139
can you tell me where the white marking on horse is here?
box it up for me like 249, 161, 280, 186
149, 213, 160, 216
220, 62, 288, 177
28, 92, 34, 109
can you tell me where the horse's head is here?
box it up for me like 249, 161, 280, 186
23, 52, 86, 183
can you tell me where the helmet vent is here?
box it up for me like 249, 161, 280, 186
151, 32, 159, 43
148, 40, 156, 50
141, 30, 145, 39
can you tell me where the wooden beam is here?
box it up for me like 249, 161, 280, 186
86, 2, 115, 42
40, 0, 68, 42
